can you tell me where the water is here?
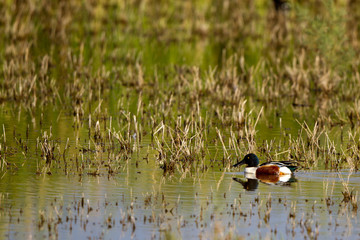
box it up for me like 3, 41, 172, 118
0, 103, 359, 239
1, 164, 359, 239
0, 79, 358, 239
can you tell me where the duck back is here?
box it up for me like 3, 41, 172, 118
259, 161, 297, 172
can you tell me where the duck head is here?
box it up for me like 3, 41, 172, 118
233, 153, 259, 168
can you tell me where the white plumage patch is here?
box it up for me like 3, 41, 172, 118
279, 166, 292, 175
244, 167, 257, 174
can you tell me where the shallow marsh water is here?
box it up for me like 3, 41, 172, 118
1, 166, 359, 239
0, 106, 359, 239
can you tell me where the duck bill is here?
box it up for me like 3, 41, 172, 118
233, 159, 246, 167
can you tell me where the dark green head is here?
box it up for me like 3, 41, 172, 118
233, 153, 260, 168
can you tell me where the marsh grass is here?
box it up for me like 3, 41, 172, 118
296, 0, 354, 75
338, 171, 357, 206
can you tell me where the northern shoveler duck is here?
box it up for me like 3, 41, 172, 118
233, 173, 296, 191
233, 153, 297, 177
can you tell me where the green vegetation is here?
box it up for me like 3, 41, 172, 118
1, 0, 360, 174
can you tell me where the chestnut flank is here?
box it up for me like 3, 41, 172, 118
256, 165, 280, 176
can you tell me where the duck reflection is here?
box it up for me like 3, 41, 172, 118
232, 177, 259, 191
233, 173, 297, 191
